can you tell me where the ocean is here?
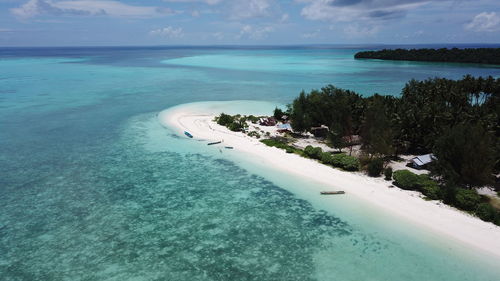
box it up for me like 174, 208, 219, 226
1, 46, 500, 280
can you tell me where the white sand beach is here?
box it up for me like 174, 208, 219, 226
158, 102, 500, 259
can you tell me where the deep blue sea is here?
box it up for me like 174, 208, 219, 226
1, 46, 500, 281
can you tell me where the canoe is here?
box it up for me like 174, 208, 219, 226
224, 146, 234, 149
184, 131, 193, 138
320, 191, 345, 195
208, 141, 222, 145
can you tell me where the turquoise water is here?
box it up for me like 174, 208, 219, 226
1, 47, 500, 280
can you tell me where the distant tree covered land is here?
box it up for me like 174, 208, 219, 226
354, 48, 500, 65
282, 75, 500, 225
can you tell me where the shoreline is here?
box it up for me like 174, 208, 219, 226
158, 101, 500, 260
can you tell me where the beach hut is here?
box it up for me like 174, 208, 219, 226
410, 154, 435, 169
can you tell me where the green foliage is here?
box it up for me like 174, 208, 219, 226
273, 107, 286, 120
320, 152, 333, 165
247, 131, 260, 138
327, 123, 346, 152
475, 203, 497, 222
216, 113, 234, 126
216, 113, 248, 132
454, 188, 481, 211
420, 178, 440, 200
260, 139, 302, 155
367, 158, 384, 177
247, 115, 260, 123
289, 86, 364, 136
354, 48, 500, 65
384, 167, 393, 181
360, 95, 395, 157
393, 170, 422, 190
304, 145, 323, 160
432, 123, 495, 187
329, 153, 359, 171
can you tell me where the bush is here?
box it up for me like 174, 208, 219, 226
367, 158, 384, 177
260, 139, 302, 155
384, 167, 393, 181
228, 122, 244, 132
304, 145, 323, 160
330, 153, 360, 171
247, 131, 260, 138
217, 113, 234, 126
420, 179, 440, 200
320, 152, 333, 165
393, 170, 421, 190
475, 203, 497, 222
454, 188, 481, 211
341, 156, 360, 171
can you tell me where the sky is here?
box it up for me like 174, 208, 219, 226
0, 0, 499, 46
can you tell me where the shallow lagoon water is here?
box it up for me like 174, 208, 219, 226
1, 47, 500, 280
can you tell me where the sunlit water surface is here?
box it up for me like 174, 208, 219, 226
1, 46, 500, 280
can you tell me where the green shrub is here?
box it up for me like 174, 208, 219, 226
260, 139, 302, 155
217, 113, 234, 126
367, 158, 384, 177
341, 156, 360, 171
420, 180, 440, 200
247, 131, 260, 138
304, 145, 323, 160
320, 152, 333, 165
454, 188, 481, 211
384, 167, 393, 181
330, 154, 360, 171
228, 122, 243, 132
247, 115, 260, 123
495, 212, 500, 226
392, 170, 421, 190
475, 203, 497, 222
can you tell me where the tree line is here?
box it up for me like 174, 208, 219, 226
286, 75, 499, 189
354, 48, 500, 65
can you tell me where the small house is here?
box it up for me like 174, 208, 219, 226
410, 154, 435, 170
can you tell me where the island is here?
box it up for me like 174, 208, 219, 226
354, 48, 500, 65
158, 75, 500, 258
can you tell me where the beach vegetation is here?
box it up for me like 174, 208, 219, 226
475, 203, 497, 222
431, 122, 495, 188
215, 113, 248, 132
384, 167, 393, 181
367, 158, 384, 177
393, 170, 422, 190
273, 107, 287, 120
454, 188, 482, 211
360, 95, 395, 158
247, 131, 260, 138
304, 145, 323, 160
354, 48, 500, 65
260, 138, 303, 155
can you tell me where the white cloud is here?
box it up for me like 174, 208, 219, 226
149, 26, 184, 38
163, 0, 222, 5
298, 0, 431, 22
301, 29, 320, 38
465, 12, 500, 32
11, 0, 175, 19
237, 24, 274, 39
343, 24, 380, 37
280, 13, 289, 22
230, 0, 274, 20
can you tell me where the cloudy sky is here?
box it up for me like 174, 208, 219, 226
0, 0, 499, 46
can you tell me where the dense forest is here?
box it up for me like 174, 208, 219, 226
354, 48, 500, 65
282, 76, 500, 224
